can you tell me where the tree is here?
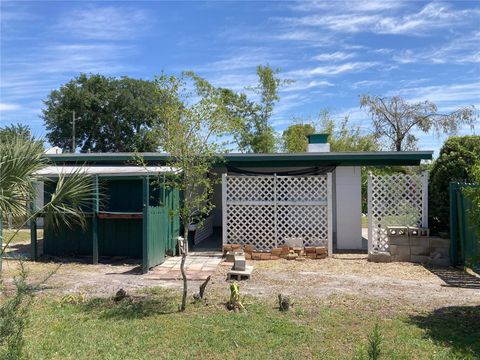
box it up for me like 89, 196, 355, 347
360, 95, 476, 151
429, 135, 480, 234
43, 73, 161, 153
282, 122, 316, 152
154, 72, 239, 311
318, 111, 379, 152
232, 65, 291, 153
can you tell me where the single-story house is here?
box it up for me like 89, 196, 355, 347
34, 134, 432, 272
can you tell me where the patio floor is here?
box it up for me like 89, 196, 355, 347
147, 251, 223, 281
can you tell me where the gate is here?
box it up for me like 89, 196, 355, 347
367, 172, 428, 252
222, 174, 332, 253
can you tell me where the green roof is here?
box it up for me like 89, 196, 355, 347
46, 151, 433, 167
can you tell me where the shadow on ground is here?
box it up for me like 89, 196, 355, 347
78, 291, 178, 319
409, 305, 480, 358
426, 266, 480, 289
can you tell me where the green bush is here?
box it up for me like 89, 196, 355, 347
429, 136, 480, 235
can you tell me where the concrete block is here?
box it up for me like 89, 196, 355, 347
226, 251, 243, 263
233, 255, 246, 271
430, 238, 450, 248
386, 226, 408, 236
368, 251, 392, 263
408, 226, 430, 237
389, 236, 410, 246
410, 255, 431, 264
411, 246, 429, 256
409, 237, 430, 247
393, 253, 411, 262
389, 245, 410, 256
431, 257, 450, 266
431, 247, 449, 257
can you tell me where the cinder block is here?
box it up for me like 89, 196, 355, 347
226, 251, 243, 263
389, 236, 410, 246
410, 237, 430, 247
411, 246, 429, 256
429, 238, 450, 248
389, 245, 410, 256
233, 255, 246, 271
386, 226, 408, 236
431, 257, 450, 266
431, 247, 449, 257
410, 255, 431, 264
392, 253, 411, 262
368, 251, 392, 263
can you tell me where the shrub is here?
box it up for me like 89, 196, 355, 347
429, 136, 480, 235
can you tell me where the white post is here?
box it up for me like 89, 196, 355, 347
273, 173, 278, 248
222, 173, 227, 245
327, 172, 333, 257
422, 171, 429, 228
367, 171, 373, 253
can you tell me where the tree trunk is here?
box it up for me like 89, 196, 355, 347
179, 227, 189, 312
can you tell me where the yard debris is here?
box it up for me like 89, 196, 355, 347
113, 288, 128, 302
278, 294, 292, 311
193, 275, 211, 301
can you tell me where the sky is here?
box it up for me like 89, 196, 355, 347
1, 0, 479, 154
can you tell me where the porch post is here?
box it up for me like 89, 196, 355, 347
327, 172, 333, 257
92, 175, 99, 265
222, 173, 227, 246
422, 171, 429, 228
367, 172, 373, 253
273, 173, 278, 248
30, 216, 37, 261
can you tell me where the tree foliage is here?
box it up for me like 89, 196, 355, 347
429, 135, 480, 234
360, 95, 476, 151
282, 123, 316, 153
232, 65, 291, 153
463, 165, 480, 241
153, 71, 240, 311
43, 73, 161, 153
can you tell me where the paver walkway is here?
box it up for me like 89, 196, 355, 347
147, 251, 223, 281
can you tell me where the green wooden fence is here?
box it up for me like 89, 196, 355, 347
449, 182, 479, 270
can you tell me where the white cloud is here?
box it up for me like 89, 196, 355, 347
392, 82, 480, 105
287, 62, 378, 78
312, 51, 355, 62
57, 6, 149, 40
0, 103, 20, 111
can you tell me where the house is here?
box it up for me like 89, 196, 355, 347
34, 134, 432, 272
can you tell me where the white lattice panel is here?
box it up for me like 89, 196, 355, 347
368, 173, 427, 252
225, 175, 330, 251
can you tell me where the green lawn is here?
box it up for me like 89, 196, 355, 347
19, 289, 480, 360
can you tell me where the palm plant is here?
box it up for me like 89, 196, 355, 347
0, 130, 94, 261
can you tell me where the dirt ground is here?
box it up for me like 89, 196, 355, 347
2, 245, 479, 313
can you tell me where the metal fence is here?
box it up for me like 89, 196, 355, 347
449, 182, 479, 270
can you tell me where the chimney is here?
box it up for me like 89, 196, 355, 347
307, 133, 330, 152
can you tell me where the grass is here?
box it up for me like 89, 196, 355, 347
1, 229, 43, 246
18, 288, 480, 360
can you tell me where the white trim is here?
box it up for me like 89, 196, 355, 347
367, 171, 373, 254
327, 172, 333, 257
35, 165, 179, 177
422, 171, 429, 228
222, 173, 227, 245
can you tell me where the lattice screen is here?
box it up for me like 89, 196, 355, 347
225, 175, 330, 251
368, 172, 428, 252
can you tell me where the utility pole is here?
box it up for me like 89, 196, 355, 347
72, 110, 76, 153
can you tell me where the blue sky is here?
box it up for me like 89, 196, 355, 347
1, 0, 479, 154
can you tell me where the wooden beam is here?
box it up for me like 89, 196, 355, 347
30, 217, 37, 261
97, 213, 143, 219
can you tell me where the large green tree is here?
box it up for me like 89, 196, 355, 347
429, 135, 480, 234
360, 95, 476, 151
43, 74, 161, 153
232, 65, 291, 153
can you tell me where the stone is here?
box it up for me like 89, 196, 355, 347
315, 246, 327, 254
305, 246, 316, 254
368, 251, 392, 263
244, 245, 254, 253
271, 248, 283, 256
281, 246, 290, 254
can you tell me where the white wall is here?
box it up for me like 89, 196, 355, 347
334, 166, 362, 249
